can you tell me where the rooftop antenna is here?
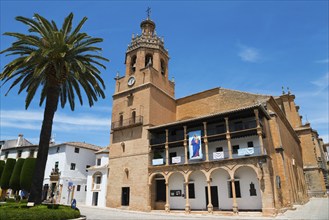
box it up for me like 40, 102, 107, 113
146, 7, 151, 20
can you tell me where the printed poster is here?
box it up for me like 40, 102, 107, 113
188, 130, 203, 160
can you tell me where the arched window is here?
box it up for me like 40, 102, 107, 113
130, 55, 137, 73
145, 54, 153, 67
160, 59, 166, 76
92, 172, 102, 190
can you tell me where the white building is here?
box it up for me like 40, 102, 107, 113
86, 147, 109, 207
0, 135, 101, 205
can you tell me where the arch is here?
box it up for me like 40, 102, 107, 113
145, 53, 153, 67
168, 171, 185, 210
160, 59, 166, 76
209, 168, 231, 210
188, 170, 208, 210
130, 55, 137, 73
234, 166, 262, 210
150, 172, 166, 210
232, 164, 260, 180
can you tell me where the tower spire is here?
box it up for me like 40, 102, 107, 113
146, 7, 151, 20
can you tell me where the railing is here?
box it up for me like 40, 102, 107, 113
111, 115, 143, 130
229, 120, 257, 132
150, 146, 264, 166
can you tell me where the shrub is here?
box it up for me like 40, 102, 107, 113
20, 158, 36, 192
0, 160, 5, 183
9, 158, 25, 191
0, 158, 16, 190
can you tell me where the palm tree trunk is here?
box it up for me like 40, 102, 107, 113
28, 86, 59, 205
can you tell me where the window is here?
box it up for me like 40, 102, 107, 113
169, 152, 177, 164
70, 163, 76, 170
188, 183, 195, 199
216, 147, 223, 152
228, 180, 241, 198
131, 111, 136, 124
247, 141, 254, 148
119, 114, 123, 127
55, 161, 59, 169
234, 121, 243, 131
56, 147, 60, 153
85, 185, 87, 191
17, 150, 22, 158
145, 54, 153, 67
249, 182, 257, 196
130, 55, 137, 72
232, 145, 239, 154
29, 149, 35, 158
156, 179, 166, 201
5, 151, 9, 159
216, 124, 225, 133
86, 165, 90, 172
160, 59, 166, 75
96, 176, 101, 184
97, 159, 101, 166
74, 147, 80, 153
77, 185, 81, 191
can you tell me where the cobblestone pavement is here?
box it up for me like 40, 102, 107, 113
78, 198, 328, 220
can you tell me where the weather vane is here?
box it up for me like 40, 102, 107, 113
146, 7, 151, 19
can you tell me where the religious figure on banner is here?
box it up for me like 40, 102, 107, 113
188, 130, 203, 160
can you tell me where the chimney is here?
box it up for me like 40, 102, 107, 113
17, 134, 24, 146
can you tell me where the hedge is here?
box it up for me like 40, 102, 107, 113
9, 158, 25, 191
0, 160, 5, 183
0, 158, 16, 190
20, 158, 36, 192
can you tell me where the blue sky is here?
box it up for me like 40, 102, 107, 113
0, 0, 328, 147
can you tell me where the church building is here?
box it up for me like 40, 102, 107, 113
106, 14, 317, 216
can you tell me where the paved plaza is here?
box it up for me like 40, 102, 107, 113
78, 197, 328, 220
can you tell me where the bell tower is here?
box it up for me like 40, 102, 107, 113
107, 13, 176, 211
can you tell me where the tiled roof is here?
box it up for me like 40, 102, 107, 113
95, 147, 109, 154
149, 103, 269, 130
0, 138, 33, 150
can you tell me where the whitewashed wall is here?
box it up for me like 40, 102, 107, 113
210, 168, 231, 210
189, 171, 207, 210
168, 172, 185, 209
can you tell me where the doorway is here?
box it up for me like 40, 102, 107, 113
205, 186, 219, 208
92, 192, 98, 206
121, 187, 130, 206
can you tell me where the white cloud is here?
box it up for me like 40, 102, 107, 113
238, 45, 261, 63
311, 72, 329, 90
0, 109, 111, 132
315, 59, 329, 64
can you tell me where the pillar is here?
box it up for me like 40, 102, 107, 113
203, 122, 209, 162
254, 109, 264, 155
165, 129, 169, 166
185, 182, 191, 213
207, 180, 213, 213
184, 126, 188, 164
147, 183, 152, 211
225, 117, 232, 159
165, 181, 170, 212
231, 179, 238, 214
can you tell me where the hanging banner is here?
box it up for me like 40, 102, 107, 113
188, 130, 203, 160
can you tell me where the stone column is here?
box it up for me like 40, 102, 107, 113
203, 122, 209, 162
225, 117, 232, 159
185, 182, 191, 213
207, 180, 213, 213
231, 179, 238, 214
184, 126, 188, 164
147, 183, 152, 211
254, 109, 264, 155
165, 129, 169, 166
165, 182, 170, 212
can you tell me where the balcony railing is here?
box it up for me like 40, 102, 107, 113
111, 115, 143, 130
150, 146, 264, 167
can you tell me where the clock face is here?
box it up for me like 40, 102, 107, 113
127, 76, 136, 86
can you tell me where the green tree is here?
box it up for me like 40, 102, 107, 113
0, 13, 108, 204
9, 158, 25, 191
0, 160, 5, 183
20, 158, 36, 192
0, 158, 16, 197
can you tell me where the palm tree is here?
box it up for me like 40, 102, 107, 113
0, 13, 109, 204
